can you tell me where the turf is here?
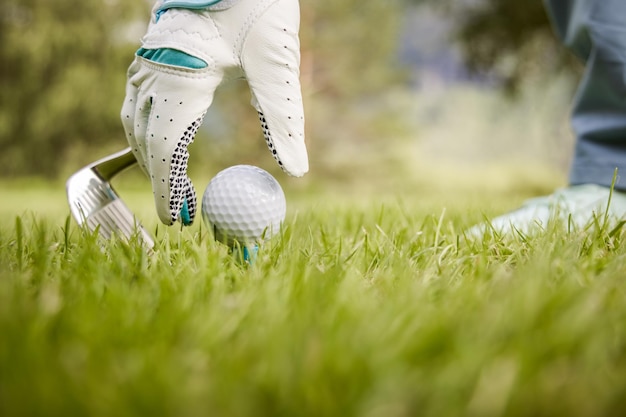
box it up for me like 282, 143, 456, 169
1, 185, 626, 417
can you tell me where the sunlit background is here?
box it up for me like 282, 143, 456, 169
0, 0, 582, 216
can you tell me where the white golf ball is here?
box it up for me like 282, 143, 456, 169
201, 165, 286, 246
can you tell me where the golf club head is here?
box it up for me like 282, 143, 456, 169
66, 148, 155, 250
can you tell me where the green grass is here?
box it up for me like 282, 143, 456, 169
1, 182, 626, 417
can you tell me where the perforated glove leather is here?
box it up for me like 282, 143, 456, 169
121, 0, 308, 226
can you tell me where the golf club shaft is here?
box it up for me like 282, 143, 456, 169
91, 147, 137, 181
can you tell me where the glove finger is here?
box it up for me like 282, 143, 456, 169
241, 0, 309, 177
121, 59, 150, 174
127, 58, 222, 225
145, 95, 207, 225
164, 115, 204, 225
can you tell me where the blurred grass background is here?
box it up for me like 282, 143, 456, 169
2, 180, 626, 417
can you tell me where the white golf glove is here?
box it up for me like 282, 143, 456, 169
121, 0, 309, 226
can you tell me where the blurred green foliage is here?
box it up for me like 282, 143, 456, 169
301, 1, 407, 98
0, 0, 149, 176
0, 0, 575, 177
0, 0, 410, 178
429, 0, 580, 93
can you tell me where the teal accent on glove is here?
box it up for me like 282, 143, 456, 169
159, 0, 224, 8
136, 47, 207, 69
156, 0, 224, 20
179, 199, 192, 225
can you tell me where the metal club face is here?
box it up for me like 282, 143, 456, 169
66, 148, 155, 249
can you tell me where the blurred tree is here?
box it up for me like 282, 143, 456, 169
416, 0, 580, 92
454, 0, 576, 92
0, 0, 411, 177
299, 0, 407, 98
0, 0, 148, 176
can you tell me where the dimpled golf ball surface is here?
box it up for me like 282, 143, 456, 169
201, 165, 286, 245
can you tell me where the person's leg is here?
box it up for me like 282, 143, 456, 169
545, 0, 626, 188
469, 0, 626, 236
564, 0, 626, 189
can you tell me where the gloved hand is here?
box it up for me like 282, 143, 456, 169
121, 0, 309, 226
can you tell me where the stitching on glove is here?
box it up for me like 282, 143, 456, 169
168, 115, 205, 224
233, 0, 278, 58
155, 9, 220, 42
258, 111, 284, 169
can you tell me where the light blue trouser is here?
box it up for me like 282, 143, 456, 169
544, 0, 626, 189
